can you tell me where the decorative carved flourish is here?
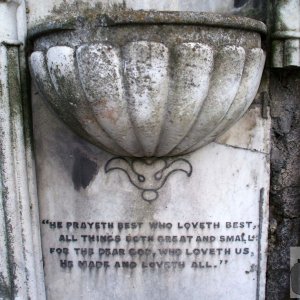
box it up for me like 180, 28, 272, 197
104, 157, 193, 202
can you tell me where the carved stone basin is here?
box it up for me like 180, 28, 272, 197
29, 11, 266, 157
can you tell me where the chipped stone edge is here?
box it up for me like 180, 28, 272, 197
27, 10, 267, 41
0, 1, 46, 299
272, 0, 300, 68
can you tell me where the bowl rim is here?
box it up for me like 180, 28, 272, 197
28, 11, 267, 40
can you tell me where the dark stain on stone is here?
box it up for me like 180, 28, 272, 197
72, 149, 99, 190
0, 272, 11, 299
253, 0, 261, 8
234, 0, 249, 8
266, 69, 300, 300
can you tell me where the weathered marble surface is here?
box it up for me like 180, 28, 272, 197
272, 0, 300, 68
26, 1, 271, 300
32, 88, 270, 300
29, 11, 266, 157
0, 1, 45, 299
26, 0, 266, 29
217, 106, 271, 154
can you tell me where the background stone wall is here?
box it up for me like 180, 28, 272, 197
266, 69, 300, 299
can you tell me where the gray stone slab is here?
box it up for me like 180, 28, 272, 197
32, 92, 269, 300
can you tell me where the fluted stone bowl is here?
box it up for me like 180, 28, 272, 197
29, 11, 266, 157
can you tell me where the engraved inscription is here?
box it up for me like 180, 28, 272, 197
41, 219, 258, 272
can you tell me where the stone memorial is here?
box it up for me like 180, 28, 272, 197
28, 7, 269, 300
5, 0, 300, 299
